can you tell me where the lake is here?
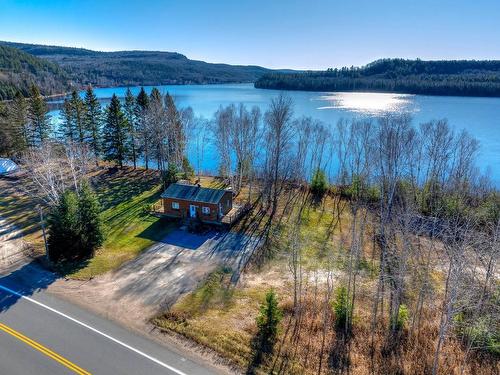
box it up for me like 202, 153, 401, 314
48, 83, 500, 183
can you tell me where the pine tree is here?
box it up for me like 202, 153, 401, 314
135, 87, 150, 169
310, 168, 328, 198
28, 85, 50, 146
150, 87, 162, 102
256, 289, 283, 353
124, 88, 137, 168
0, 94, 28, 155
69, 90, 86, 144
0, 102, 12, 155
84, 85, 102, 165
11, 91, 29, 151
60, 97, 76, 142
47, 190, 80, 261
77, 181, 104, 257
103, 94, 129, 168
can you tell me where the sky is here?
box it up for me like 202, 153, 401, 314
1, 0, 500, 70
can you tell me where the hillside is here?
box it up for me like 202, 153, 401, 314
0, 45, 71, 100
0, 41, 274, 88
255, 58, 500, 97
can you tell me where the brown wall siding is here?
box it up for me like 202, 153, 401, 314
162, 198, 222, 222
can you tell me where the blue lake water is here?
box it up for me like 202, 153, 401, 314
48, 83, 500, 183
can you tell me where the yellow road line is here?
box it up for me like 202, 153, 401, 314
0, 322, 92, 375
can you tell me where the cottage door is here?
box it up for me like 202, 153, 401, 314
189, 204, 197, 218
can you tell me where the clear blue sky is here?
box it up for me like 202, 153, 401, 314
1, 0, 499, 70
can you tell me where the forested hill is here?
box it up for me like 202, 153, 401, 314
0, 45, 71, 100
255, 59, 500, 97
0, 41, 274, 88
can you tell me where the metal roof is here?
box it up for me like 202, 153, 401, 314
160, 183, 229, 204
0, 158, 19, 175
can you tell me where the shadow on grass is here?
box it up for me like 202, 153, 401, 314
328, 332, 352, 374
52, 258, 92, 279
94, 167, 160, 211
246, 333, 267, 375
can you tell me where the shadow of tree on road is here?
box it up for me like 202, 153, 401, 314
0, 260, 57, 313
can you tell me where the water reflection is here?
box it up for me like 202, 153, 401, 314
316, 92, 415, 114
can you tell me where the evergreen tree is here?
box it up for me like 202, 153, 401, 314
103, 94, 129, 167
135, 87, 150, 169
124, 88, 137, 168
69, 90, 86, 144
310, 168, 328, 199
28, 85, 50, 146
0, 93, 28, 155
11, 91, 29, 151
256, 289, 283, 353
60, 97, 76, 142
0, 102, 12, 155
150, 87, 162, 102
84, 85, 102, 165
47, 190, 80, 261
77, 181, 104, 257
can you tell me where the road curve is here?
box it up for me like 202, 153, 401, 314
0, 272, 222, 375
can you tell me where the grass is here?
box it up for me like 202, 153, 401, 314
0, 167, 175, 279
151, 193, 499, 374
153, 267, 268, 368
63, 168, 175, 279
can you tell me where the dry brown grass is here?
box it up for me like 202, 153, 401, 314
153, 192, 499, 374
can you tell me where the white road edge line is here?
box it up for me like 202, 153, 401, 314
0, 284, 188, 375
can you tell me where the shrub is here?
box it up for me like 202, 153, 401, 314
256, 289, 283, 353
332, 286, 352, 331
454, 313, 500, 355
310, 168, 328, 198
392, 304, 409, 331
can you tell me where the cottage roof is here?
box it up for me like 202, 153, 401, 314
161, 183, 229, 204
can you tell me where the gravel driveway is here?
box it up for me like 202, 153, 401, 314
49, 229, 260, 326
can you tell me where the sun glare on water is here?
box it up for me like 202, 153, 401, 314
316, 92, 414, 114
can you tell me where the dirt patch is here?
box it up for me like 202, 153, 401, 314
0, 216, 34, 270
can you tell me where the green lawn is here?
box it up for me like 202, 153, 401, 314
0, 168, 175, 280
67, 169, 175, 279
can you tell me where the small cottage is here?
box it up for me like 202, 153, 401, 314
160, 183, 233, 225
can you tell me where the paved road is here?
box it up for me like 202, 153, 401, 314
0, 273, 222, 375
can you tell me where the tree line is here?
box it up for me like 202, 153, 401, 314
255, 58, 500, 97
0, 44, 70, 100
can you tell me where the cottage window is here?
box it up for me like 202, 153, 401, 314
202, 206, 210, 215
172, 202, 180, 210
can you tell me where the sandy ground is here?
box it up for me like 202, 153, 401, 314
0, 216, 32, 269
48, 229, 259, 327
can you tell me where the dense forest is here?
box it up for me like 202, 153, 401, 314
0, 41, 274, 89
255, 59, 500, 97
0, 45, 71, 100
